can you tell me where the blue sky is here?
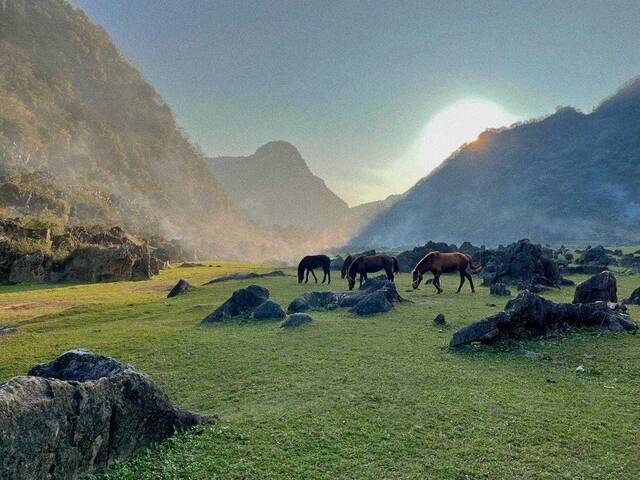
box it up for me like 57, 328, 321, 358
76, 0, 640, 204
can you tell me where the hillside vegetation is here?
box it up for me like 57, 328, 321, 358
353, 78, 640, 248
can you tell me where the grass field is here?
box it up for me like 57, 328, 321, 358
1, 263, 639, 479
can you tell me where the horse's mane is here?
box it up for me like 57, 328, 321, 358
413, 251, 437, 273
347, 255, 362, 278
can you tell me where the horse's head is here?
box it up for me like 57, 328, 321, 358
347, 274, 356, 290
411, 269, 423, 289
341, 255, 353, 279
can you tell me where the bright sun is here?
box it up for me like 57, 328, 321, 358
417, 99, 517, 174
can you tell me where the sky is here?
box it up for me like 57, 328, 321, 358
76, 0, 640, 206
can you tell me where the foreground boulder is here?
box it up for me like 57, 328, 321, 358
288, 276, 405, 316
573, 271, 617, 304
0, 349, 206, 480
204, 270, 286, 284
280, 313, 313, 328
622, 286, 640, 306
167, 278, 194, 298
450, 291, 636, 347
202, 285, 284, 322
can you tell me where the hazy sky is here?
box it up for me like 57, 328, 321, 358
77, 0, 640, 205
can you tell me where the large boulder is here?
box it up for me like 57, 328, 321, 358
167, 278, 193, 298
287, 275, 405, 316
479, 239, 563, 288
573, 271, 617, 304
201, 285, 271, 323
250, 300, 286, 320
450, 291, 637, 347
9, 251, 50, 283
0, 349, 206, 480
622, 286, 640, 306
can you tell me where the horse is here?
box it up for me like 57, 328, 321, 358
411, 251, 482, 293
341, 255, 354, 279
297, 254, 331, 284
347, 254, 400, 290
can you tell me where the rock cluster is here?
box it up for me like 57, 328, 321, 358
450, 290, 637, 347
201, 285, 284, 322
287, 275, 406, 316
0, 350, 206, 480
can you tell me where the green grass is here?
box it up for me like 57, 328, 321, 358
1, 263, 639, 479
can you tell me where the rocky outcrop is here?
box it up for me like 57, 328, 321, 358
450, 291, 636, 347
280, 313, 313, 328
490, 283, 511, 296
204, 270, 286, 285
577, 246, 615, 266
201, 285, 285, 322
287, 276, 405, 316
8, 251, 50, 283
0, 349, 206, 480
573, 271, 617, 304
167, 279, 194, 298
622, 286, 640, 305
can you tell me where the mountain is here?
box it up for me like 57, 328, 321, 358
207, 141, 350, 229
0, 0, 279, 259
352, 77, 640, 248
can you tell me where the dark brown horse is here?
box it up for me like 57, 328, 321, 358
347, 254, 400, 290
341, 255, 354, 279
411, 251, 482, 293
298, 254, 331, 284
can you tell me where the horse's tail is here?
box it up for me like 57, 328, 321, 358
466, 255, 482, 273
392, 256, 400, 274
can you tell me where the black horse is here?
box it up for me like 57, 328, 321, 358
298, 254, 331, 284
346, 254, 400, 290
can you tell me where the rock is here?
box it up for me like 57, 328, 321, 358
575, 365, 586, 373
479, 239, 563, 288
0, 326, 17, 336
59, 244, 153, 283
577, 246, 614, 266
180, 262, 206, 268
287, 275, 406, 316
489, 283, 511, 296
167, 278, 194, 298
201, 285, 270, 322
622, 286, 640, 305
0, 349, 206, 480
349, 291, 392, 316
573, 271, 617, 304
450, 290, 637, 347
433, 313, 446, 325
521, 350, 542, 360
9, 251, 50, 283
250, 300, 286, 320
280, 313, 313, 328
204, 270, 286, 284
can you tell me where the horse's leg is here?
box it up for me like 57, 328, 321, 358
305, 269, 309, 283
456, 270, 465, 293
466, 272, 475, 293
327, 268, 331, 285
311, 269, 318, 283
434, 272, 443, 293
321, 270, 327, 284
385, 266, 394, 281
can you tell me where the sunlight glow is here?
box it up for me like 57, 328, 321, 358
416, 99, 517, 174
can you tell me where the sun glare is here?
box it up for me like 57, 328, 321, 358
417, 99, 517, 174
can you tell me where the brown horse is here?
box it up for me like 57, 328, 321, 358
347, 254, 399, 290
411, 252, 482, 293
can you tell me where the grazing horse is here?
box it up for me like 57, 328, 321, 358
341, 255, 355, 279
298, 254, 331, 284
411, 251, 482, 293
347, 254, 400, 290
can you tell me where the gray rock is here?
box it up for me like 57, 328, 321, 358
622, 286, 640, 306
202, 285, 270, 323
433, 313, 446, 325
280, 313, 313, 328
167, 278, 194, 298
349, 291, 392, 316
250, 300, 286, 320
489, 283, 511, 296
0, 349, 205, 480
450, 290, 637, 347
204, 270, 286, 285
573, 271, 617, 304
0, 326, 17, 336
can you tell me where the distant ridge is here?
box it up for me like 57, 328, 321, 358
352, 76, 640, 247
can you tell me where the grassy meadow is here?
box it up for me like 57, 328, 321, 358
1, 262, 639, 479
